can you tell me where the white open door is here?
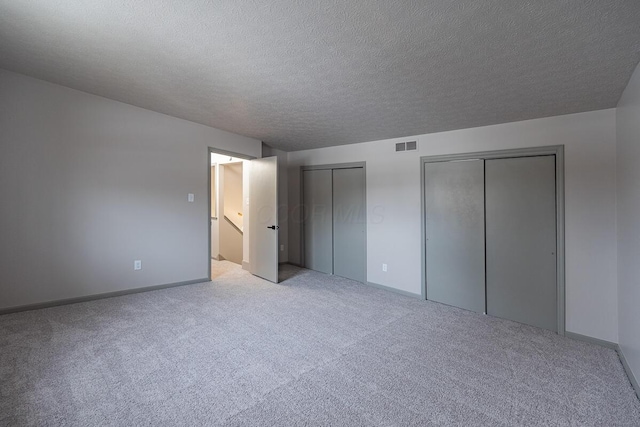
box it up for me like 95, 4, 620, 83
249, 156, 279, 283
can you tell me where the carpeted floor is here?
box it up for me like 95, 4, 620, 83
1, 261, 639, 426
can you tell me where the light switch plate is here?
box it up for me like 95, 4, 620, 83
188, 193, 195, 202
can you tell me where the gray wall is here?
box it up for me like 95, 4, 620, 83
616, 61, 640, 384
0, 69, 261, 310
288, 109, 619, 343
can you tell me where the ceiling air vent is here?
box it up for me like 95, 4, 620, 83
395, 142, 406, 152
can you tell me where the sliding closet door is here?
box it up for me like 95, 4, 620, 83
425, 160, 485, 313
485, 156, 557, 331
303, 170, 333, 274
333, 168, 366, 283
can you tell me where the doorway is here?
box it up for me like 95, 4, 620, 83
420, 146, 565, 334
208, 148, 280, 283
210, 151, 249, 274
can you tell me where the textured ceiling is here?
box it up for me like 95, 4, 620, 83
1, 1, 639, 151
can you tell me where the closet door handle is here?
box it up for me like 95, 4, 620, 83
267, 225, 279, 230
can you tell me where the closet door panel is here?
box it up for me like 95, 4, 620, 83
303, 170, 333, 274
333, 168, 366, 283
425, 160, 485, 313
485, 156, 557, 331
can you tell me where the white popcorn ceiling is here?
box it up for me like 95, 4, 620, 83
1, 1, 639, 151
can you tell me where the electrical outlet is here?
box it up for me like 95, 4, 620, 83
382, 263, 387, 272
134, 260, 142, 271
280, 244, 285, 252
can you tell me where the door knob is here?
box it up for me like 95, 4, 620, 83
267, 225, 280, 230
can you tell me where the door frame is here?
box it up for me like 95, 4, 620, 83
420, 145, 565, 335
299, 162, 367, 283
207, 147, 256, 281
